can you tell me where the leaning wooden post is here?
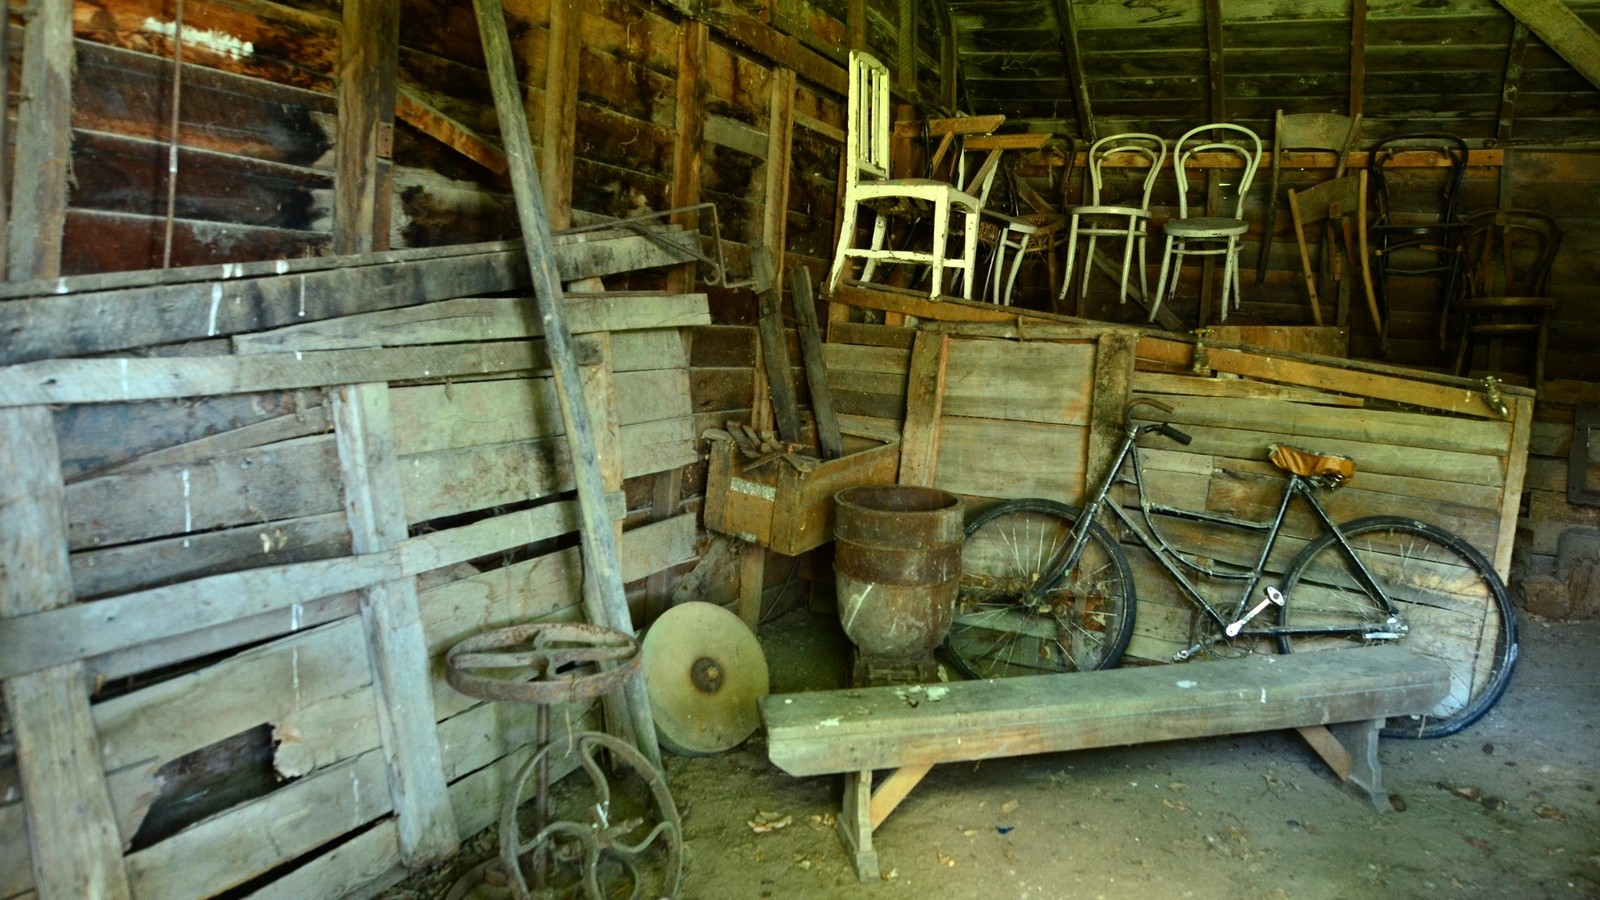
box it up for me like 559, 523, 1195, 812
0, 406, 133, 899
470, 0, 661, 769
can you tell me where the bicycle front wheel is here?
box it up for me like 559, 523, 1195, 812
1277, 516, 1517, 739
947, 499, 1135, 679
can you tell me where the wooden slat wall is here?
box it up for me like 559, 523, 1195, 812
0, 234, 707, 899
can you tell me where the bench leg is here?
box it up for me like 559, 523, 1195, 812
839, 770, 879, 882
1298, 720, 1388, 811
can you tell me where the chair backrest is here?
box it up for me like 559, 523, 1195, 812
1172, 122, 1263, 220
1084, 132, 1166, 210
1273, 111, 1363, 183
846, 50, 893, 186
1368, 132, 1469, 226
1460, 208, 1561, 299
1287, 170, 1366, 229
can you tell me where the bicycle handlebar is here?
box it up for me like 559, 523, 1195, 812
1124, 398, 1193, 445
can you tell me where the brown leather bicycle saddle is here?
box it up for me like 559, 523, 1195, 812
1268, 443, 1355, 486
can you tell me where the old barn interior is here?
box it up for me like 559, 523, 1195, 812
2, 0, 1599, 896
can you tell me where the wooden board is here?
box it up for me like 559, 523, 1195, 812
761, 646, 1449, 776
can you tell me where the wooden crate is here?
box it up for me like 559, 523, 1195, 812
705, 435, 901, 555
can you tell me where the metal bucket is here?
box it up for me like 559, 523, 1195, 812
833, 485, 965, 664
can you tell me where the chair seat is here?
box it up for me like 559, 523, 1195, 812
1069, 204, 1150, 219
1457, 295, 1562, 312
1165, 216, 1248, 238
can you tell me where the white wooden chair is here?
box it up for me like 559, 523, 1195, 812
826, 51, 987, 300
1152, 123, 1263, 323
1059, 132, 1167, 311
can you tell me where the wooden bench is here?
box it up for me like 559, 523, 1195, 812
759, 646, 1449, 881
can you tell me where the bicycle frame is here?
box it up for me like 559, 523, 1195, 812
1032, 415, 1406, 647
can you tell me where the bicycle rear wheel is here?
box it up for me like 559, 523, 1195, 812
947, 499, 1135, 679
1277, 516, 1516, 739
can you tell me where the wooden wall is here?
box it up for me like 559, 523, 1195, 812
0, 230, 707, 899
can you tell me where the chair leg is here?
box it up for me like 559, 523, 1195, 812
1151, 236, 1177, 323
1000, 232, 1030, 306
828, 202, 860, 291
1454, 316, 1473, 377
1059, 215, 1081, 304
1536, 318, 1550, 395
958, 206, 981, 301
860, 211, 890, 284
1116, 221, 1137, 305
1081, 232, 1101, 306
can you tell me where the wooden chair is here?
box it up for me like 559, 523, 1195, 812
1152, 123, 1262, 323
1287, 170, 1380, 334
1059, 132, 1167, 313
968, 132, 1057, 306
1368, 132, 1471, 351
826, 51, 989, 300
1255, 110, 1363, 286
1453, 208, 1563, 393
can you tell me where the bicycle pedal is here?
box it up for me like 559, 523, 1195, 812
1173, 644, 1202, 662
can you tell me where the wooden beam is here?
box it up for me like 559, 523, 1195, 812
394, 85, 507, 174
896, 0, 915, 97
1350, 0, 1367, 118
1498, 23, 1531, 207
1051, 0, 1095, 140
1204, 0, 1226, 123
333, 0, 399, 255
542, 0, 583, 230
0, 407, 132, 900
898, 331, 949, 487
791, 266, 844, 459
667, 21, 708, 296
1495, 0, 1600, 93
470, 0, 661, 769
6, 0, 72, 280
754, 247, 802, 443
332, 384, 458, 862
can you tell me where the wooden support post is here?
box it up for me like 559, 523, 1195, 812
1350, 0, 1368, 118
791, 266, 844, 459
542, 0, 583, 230
668, 21, 708, 296
333, 0, 399, 255
738, 543, 767, 630
6, 0, 72, 280
577, 332, 638, 746
838, 770, 880, 882
332, 384, 459, 863
754, 246, 803, 444
1085, 332, 1137, 493
899, 331, 950, 486
0, 406, 133, 899
471, 0, 662, 769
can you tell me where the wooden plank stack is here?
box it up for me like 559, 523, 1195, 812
822, 299, 1533, 666
0, 229, 705, 899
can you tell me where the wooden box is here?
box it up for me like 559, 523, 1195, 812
705, 435, 901, 556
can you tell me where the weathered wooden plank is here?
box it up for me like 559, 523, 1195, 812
332, 384, 457, 862
822, 341, 912, 374
333, 0, 398, 255
6, 0, 73, 281
790, 267, 843, 458
934, 416, 1089, 502
398, 417, 696, 523
761, 646, 1449, 776
1132, 371, 1367, 407
898, 331, 949, 487
1132, 393, 1514, 457
0, 343, 550, 407
0, 406, 132, 899
0, 231, 695, 362
1087, 332, 1138, 492
64, 435, 343, 551
230, 293, 709, 353
942, 338, 1096, 426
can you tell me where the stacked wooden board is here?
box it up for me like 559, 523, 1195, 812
0, 229, 705, 899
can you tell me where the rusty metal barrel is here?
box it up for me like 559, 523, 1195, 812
832, 485, 965, 665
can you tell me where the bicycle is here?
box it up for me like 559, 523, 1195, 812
945, 397, 1518, 738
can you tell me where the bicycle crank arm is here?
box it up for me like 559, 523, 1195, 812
1224, 587, 1285, 637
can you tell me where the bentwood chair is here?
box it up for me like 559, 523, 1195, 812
1453, 208, 1562, 393
1152, 123, 1263, 323
1059, 132, 1166, 313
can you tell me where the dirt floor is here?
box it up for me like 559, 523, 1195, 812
390, 610, 1599, 900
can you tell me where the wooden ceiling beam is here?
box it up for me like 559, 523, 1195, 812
1049, 0, 1095, 140
1494, 0, 1600, 92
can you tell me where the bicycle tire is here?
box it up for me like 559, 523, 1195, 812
1276, 516, 1517, 739
946, 498, 1136, 679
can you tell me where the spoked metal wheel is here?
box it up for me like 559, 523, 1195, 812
1277, 516, 1517, 739
500, 731, 684, 900
947, 498, 1135, 679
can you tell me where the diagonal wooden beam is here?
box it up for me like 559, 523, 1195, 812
1495, 0, 1600, 92
1049, 0, 1095, 140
